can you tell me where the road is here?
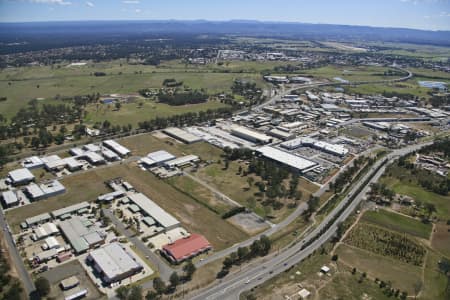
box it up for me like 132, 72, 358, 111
0, 210, 35, 296
189, 141, 430, 300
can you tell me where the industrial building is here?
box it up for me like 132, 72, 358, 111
42, 155, 83, 172
281, 137, 349, 157
32, 222, 59, 240
21, 156, 44, 169
163, 127, 202, 144
164, 155, 200, 169
1, 190, 19, 208
230, 125, 273, 144
25, 213, 52, 227
7, 168, 35, 186
101, 148, 120, 161
59, 217, 105, 254
103, 140, 131, 157
86, 243, 143, 284
127, 193, 180, 230
140, 150, 177, 168
24, 180, 66, 201
257, 146, 317, 173
97, 190, 125, 202
161, 234, 212, 263
52, 202, 90, 219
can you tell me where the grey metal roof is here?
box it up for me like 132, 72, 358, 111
52, 201, 90, 218
128, 193, 180, 228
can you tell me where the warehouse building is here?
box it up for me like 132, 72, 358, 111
7, 168, 35, 186
24, 180, 66, 201
163, 127, 202, 144
128, 193, 180, 230
32, 222, 59, 240
103, 140, 131, 157
42, 155, 83, 172
59, 217, 105, 254
1, 190, 19, 208
25, 213, 52, 227
51, 202, 90, 220
164, 155, 200, 169
97, 190, 125, 202
230, 125, 273, 144
162, 234, 212, 263
140, 150, 176, 168
83, 143, 101, 153
86, 243, 143, 284
281, 137, 349, 157
268, 128, 295, 141
257, 146, 317, 173
101, 148, 120, 161
21, 156, 44, 169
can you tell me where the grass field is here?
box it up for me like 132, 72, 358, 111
298, 65, 402, 82
362, 209, 432, 239
344, 79, 431, 99
431, 223, 450, 259
166, 175, 235, 215
84, 100, 229, 127
0, 59, 267, 119
336, 243, 423, 294
421, 251, 450, 300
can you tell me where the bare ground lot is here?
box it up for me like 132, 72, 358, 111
227, 212, 269, 235
42, 260, 105, 300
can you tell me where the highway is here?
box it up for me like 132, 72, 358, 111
189, 141, 430, 300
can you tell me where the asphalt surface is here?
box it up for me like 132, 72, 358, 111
189, 141, 430, 300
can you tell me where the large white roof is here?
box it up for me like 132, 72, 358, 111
89, 243, 141, 281
128, 192, 180, 228
147, 150, 176, 163
281, 137, 349, 156
103, 140, 130, 156
2, 190, 18, 205
8, 168, 35, 183
257, 146, 317, 172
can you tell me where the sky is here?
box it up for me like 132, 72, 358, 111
0, 0, 450, 31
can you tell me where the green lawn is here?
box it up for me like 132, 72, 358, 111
362, 209, 432, 239
421, 251, 450, 300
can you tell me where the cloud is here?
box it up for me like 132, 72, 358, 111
85, 1, 94, 7
29, 0, 72, 5
135, 8, 141, 13
123, 0, 140, 3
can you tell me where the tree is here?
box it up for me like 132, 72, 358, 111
128, 285, 143, 300
183, 260, 196, 280
169, 272, 180, 288
145, 291, 159, 300
116, 286, 131, 300
35, 277, 50, 297
115, 102, 122, 111
223, 257, 233, 269
153, 277, 166, 295
237, 246, 249, 261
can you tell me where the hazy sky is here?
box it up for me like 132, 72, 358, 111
0, 0, 450, 30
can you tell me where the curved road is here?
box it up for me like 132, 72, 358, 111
189, 141, 430, 300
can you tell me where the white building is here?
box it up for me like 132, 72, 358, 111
128, 193, 180, 230
86, 243, 143, 284
281, 137, 349, 157
1, 190, 19, 208
230, 125, 272, 144
7, 168, 35, 186
103, 140, 131, 157
257, 146, 317, 173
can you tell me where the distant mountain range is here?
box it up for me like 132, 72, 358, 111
1, 20, 449, 47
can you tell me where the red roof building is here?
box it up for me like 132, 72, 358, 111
162, 234, 212, 263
